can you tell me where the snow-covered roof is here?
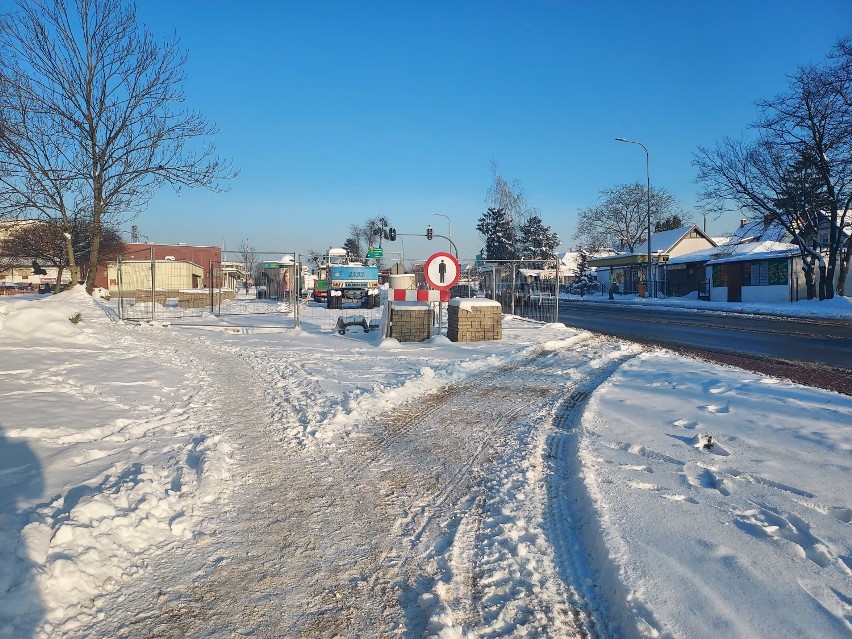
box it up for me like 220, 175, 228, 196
561, 249, 612, 272
633, 225, 715, 255
519, 268, 558, 277
560, 252, 580, 272
665, 245, 722, 265
634, 227, 688, 254
728, 218, 789, 244
706, 241, 798, 264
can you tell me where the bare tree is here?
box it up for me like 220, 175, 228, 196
1, 218, 123, 290
0, 0, 234, 294
695, 38, 851, 299
574, 183, 682, 252
479, 163, 544, 260
304, 249, 324, 269
236, 239, 257, 293
341, 215, 391, 267
0, 58, 84, 282
696, 139, 833, 299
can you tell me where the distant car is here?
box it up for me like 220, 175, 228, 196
450, 284, 477, 298
38, 283, 57, 294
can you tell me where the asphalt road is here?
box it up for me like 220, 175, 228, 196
556, 301, 852, 371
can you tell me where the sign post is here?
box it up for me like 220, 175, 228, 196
424, 252, 460, 336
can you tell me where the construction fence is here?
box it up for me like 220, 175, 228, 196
110, 249, 564, 328
112, 250, 302, 323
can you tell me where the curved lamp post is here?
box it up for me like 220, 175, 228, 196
433, 213, 452, 253
615, 137, 652, 297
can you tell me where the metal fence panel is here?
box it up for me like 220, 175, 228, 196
115, 249, 303, 323
470, 259, 561, 323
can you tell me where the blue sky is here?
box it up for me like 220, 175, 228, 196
129, 0, 850, 260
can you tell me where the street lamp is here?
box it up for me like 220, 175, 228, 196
433, 213, 452, 253
615, 137, 652, 297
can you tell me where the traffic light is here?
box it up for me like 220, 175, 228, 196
389, 227, 397, 241
426, 225, 433, 240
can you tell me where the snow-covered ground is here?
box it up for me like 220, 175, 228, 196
0, 288, 849, 638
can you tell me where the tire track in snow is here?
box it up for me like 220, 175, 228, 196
542, 350, 639, 639
338, 339, 640, 637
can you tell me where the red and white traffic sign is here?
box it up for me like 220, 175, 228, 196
424, 252, 460, 290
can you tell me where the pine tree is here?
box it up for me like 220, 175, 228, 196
476, 207, 517, 261
518, 216, 560, 268
573, 249, 598, 296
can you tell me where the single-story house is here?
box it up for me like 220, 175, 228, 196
590, 225, 717, 296
663, 244, 721, 299
95, 243, 221, 290
706, 241, 803, 303
106, 258, 205, 297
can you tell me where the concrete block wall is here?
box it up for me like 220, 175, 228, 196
132, 289, 167, 306
447, 301, 503, 342
390, 303, 433, 342
178, 290, 234, 308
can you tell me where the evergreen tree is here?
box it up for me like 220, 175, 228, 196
572, 249, 598, 296
342, 237, 361, 261
654, 215, 685, 232
476, 207, 517, 261
518, 216, 560, 268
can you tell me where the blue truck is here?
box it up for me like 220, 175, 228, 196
314, 248, 380, 308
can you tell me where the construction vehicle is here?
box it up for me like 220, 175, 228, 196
312, 248, 379, 308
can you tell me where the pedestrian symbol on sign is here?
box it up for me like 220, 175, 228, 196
424, 252, 460, 291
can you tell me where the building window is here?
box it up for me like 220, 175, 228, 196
767, 258, 788, 285
743, 259, 787, 286
747, 261, 768, 286
712, 264, 726, 287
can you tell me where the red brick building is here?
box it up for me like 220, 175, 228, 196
93, 243, 221, 290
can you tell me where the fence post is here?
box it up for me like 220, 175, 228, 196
150, 246, 155, 322
294, 253, 300, 328
555, 254, 559, 321
511, 262, 516, 316
117, 256, 124, 320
